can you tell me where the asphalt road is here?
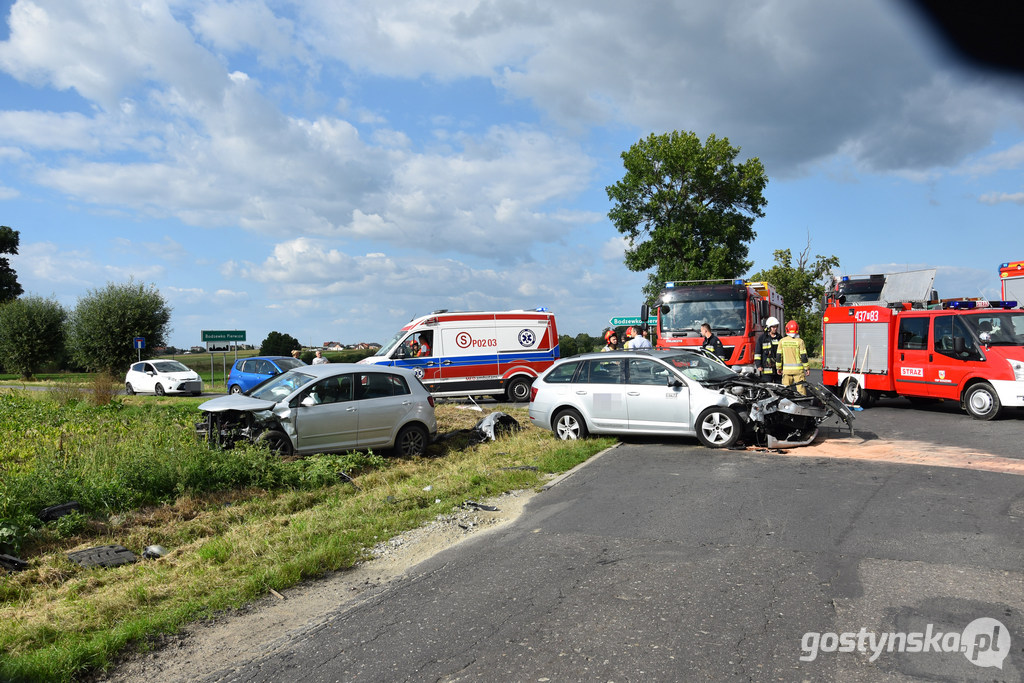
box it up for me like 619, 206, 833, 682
210, 438, 1024, 681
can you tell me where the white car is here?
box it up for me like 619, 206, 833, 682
528, 350, 853, 448
125, 360, 203, 396
195, 364, 438, 457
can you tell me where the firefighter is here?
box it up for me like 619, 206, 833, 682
754, 316, 782, 382
601, 329, 620, 352
700, 323, 726, 361
623, 326, 637, 349
776, 320, 809, 395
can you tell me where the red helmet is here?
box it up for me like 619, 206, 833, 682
625, 326, 636, 337
786, 320, 799, 333
605, 329, 617, 341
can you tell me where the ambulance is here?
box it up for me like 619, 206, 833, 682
359, 309, 559, 402
821, 273, 1024, 420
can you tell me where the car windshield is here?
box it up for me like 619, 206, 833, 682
276, 357, 306, 370
249, 370, 316, 401
152, 360, 190, 373
962, 311, 1024, 346
661, 353, 738, 384
661, 300, 746, 335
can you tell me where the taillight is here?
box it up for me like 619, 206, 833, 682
530, 386, 538, 402
428, 396, 435, 407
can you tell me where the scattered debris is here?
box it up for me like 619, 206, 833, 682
1, 553, 28, 572
38, 501, 82, 522
473, 412, 521, 441
269, 588, 286, 601
461, 500, 499, 512
142, 545, 167, 559
67, 545, 138, 569
500, 465, 539, 471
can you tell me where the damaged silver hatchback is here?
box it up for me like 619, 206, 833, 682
196, 364, 438, 457
528, 350, 853, 448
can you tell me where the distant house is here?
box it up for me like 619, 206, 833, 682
356, 342, 381, 351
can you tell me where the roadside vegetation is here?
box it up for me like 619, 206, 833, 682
0, 386, 611, 682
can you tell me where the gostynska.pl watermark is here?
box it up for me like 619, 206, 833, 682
800, 618, 1010, 669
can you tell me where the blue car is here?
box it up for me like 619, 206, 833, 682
227, 356, 306, 394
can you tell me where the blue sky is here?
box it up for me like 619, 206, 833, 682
1, 0, 1022, 349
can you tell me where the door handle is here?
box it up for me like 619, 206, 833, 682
929, 354, 933, 362
627, 391, 640, 396
441, 360, 452, 366
900, 352, 904, 361
346, 407, 357, 412
576, 390, 587, 395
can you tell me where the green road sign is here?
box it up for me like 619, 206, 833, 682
609, 317, 657, 326
202, 330, 247, 342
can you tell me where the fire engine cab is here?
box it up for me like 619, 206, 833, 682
822, 295, 1024, 420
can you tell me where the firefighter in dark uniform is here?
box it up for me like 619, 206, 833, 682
754, 316, 782, 382
700, 322, 726, 361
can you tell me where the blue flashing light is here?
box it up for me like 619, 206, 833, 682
995, 300, 1018, 309
1001, 262, 1009, 268
841, 276, 849, 281
947, 300, 977, 310
535, 306, 549, 312
733, 279, 744, 285
665, 282, 676, 288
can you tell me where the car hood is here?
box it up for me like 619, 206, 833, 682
160, 370, 201, 380
198, 395, 278, 413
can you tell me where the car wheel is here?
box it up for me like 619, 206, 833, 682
963, 382, 1001, 421
394, 424, 429, 457
505, 376, 532, 403
695, 407, 742, 449
229, 384, 243, 395
840, 378, 869, 406
552, 408, 588, 440
125, 382, 135, 396
256, 429, 294, 456
154, 383, 165, 396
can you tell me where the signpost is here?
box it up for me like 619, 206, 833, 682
201, 330, 247, 343
133, 337, 145, 362
201, 331, 247, 391
609, 317, 657, 327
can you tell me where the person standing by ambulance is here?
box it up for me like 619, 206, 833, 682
754, 316, 782, 382
776, 320, 809, 395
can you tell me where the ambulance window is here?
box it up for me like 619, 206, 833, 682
897, 318, 929, 350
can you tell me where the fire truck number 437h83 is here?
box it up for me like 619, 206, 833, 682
822, 297, 1024, 420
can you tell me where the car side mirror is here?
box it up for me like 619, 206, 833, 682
667, 377, 682, 388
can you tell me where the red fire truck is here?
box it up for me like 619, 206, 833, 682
1000, 260, 1024, 302
821, 298, 1024, 420
642, 279, 784, 372
824, 273, 886, 307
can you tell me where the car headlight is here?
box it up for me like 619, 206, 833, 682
1010, 359, 1024, 382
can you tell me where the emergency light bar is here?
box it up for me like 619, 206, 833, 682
943, 300, 1019, 310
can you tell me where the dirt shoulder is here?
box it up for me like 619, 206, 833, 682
93, 489, 538, 683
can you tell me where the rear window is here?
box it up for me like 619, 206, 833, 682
544, 361, 580, 383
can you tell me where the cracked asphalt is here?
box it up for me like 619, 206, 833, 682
206, 424, 1024, 682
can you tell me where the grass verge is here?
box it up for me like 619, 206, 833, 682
0, 394, 612, 682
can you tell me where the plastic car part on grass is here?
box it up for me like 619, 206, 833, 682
67, 545, 138, 568
38, 501, 82, 522
1, 554, 28, 572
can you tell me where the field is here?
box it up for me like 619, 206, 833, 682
0, 385, 611, 682
0, 348, 376, 393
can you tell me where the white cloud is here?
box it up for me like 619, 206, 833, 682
979, 192, 1024, 205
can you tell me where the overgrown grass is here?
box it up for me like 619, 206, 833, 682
0, 390, 612, 682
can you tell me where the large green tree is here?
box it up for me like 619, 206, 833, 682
260, 331, 300, 356
0, 295, 66, 379
0, 226, 24, 304
748, 242, 839, 356
606, 131, 768, 303
66, 282, 172, 373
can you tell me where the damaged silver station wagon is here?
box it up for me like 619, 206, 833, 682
528, 349, 854, 448
196, 364, 438, 457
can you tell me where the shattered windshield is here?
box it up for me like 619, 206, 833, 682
250, 370, 316, 401
375, 330, 407, 357
661, 300, 745, 335
963, 311, 1024, 346
662, 353, 738, 384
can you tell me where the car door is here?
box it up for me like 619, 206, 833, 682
893, 314, 933, 397
624, 358, 691, 433
930, 314, 984, 400
136, 362, 158, 392
292, 374, 358, 452
573, 358, 627, 431
356, 372, 413, 448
